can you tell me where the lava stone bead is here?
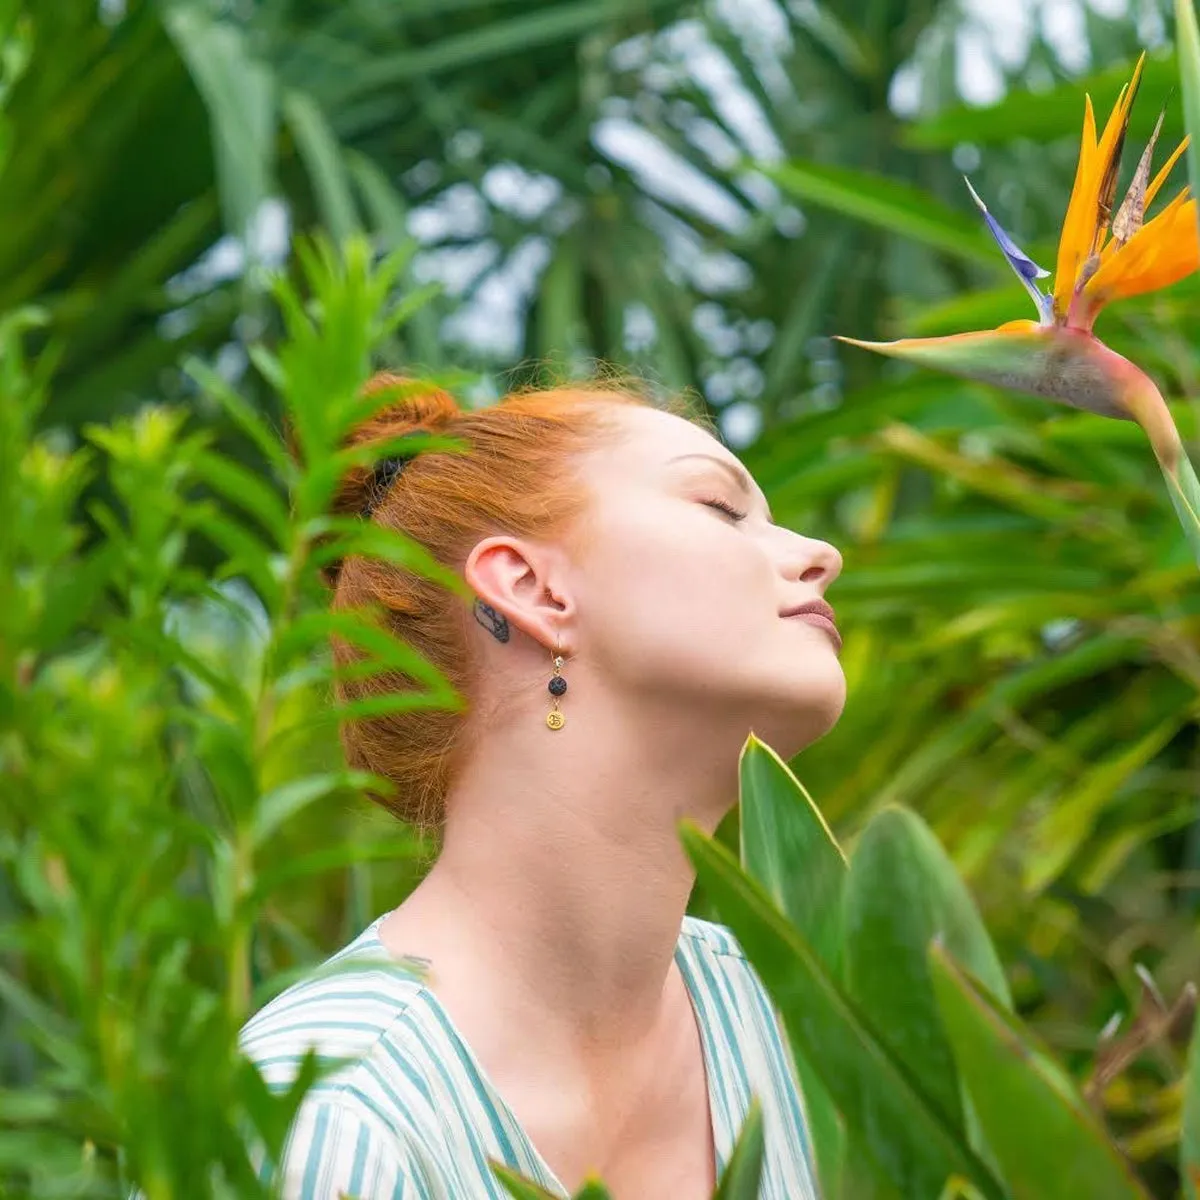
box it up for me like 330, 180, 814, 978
548, 676, 567, 697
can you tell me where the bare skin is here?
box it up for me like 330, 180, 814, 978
379, 405, 844, 1197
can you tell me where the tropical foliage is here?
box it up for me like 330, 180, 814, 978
686, 735, 1200, 1200
5, 0, 1200, 1195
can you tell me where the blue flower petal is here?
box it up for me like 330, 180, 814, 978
964, 177, 1053, 322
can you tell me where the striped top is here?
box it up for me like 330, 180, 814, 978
240, 914, 820, 1199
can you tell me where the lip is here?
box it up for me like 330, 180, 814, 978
781, 599, 842, 652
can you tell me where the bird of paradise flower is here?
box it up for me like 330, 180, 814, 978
839, 53, 1200, 563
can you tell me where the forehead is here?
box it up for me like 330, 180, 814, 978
589, 404, 734, 479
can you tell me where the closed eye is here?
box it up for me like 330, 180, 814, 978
702, 496, 747, 522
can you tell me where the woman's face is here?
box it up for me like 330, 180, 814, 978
569, 405, 845, 759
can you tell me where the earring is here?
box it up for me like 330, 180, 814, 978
546, 644, 567, 730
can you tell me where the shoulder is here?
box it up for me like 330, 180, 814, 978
240, 920, 428, 1103
677, 913, 787, 1068
676, 913, 778, 1032
240, 923, 440, 1195
679, 913, 751, 962
269, 1095, 418, 1198
680, 913, 802, 1062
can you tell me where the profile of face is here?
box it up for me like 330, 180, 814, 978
544, 405, 845, 762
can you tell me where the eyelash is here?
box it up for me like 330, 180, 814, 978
702, 496, 748, 522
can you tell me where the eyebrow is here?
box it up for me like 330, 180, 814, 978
668, 453, 772, 520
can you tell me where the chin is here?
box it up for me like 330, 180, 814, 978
753, 663, 847, 761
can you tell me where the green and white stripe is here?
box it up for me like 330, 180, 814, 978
240, 916, 820, 1199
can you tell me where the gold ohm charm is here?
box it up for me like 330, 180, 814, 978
546, 653, 566, 730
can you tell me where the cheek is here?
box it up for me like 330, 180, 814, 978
580, 507, 768, 650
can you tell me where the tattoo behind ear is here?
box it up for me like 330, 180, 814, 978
473, 600, 510, 643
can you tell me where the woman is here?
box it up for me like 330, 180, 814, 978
240, 375, 844, 1199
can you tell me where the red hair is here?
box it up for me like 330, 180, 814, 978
328, 372, 704, 832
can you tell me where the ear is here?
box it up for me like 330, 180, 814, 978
464, 535, 573, 650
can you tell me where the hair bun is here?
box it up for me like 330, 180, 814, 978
332, 372, 460, 519
360, 372, 460, 433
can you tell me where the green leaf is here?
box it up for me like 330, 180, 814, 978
937, 1180, 989, 1200
116, 621, 253, 725
569, 1184, 614, 1200
282, 89, 361, 244
1180, 0, 1200, 251
239, 1048, 322, 1165
536, 234, 587, 362
739, 734, 848, 971
250, 834, 426, 903
736, 734, 846, 1197
843, 808, 1010, 1137
251, 771, 375, 848
928, 943, 1150, 1200
1160, 445, 1200, 569
904, 54, 1180, 149
192, 449, 291, 548
188, 507, 283, 612
339, 0, 687, 97
491, 1164, 613, 1200
163, 2, 276, 237
713, 1099, 765, 1200
30, 540, 118, 652
0, 1088, 60, 1124
346, 150, 410, 249
680, 823, 1004, 1200
766, 162, 1003, 268
275, 610, 459, 700
182, 357, 293, 478
1022, 710, 1191, 892
1183, 1007, 1200, 1200
307, 517, 471, 597
490, 1170, 559, 1200
323, 689, 464, 723
839, 1149, 904, 1199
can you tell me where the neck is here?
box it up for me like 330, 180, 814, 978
398, 697, 743, 1051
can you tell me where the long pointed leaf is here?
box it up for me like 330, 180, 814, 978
491, 1164, 613, 1200
1160, 448, 1200, 567
767, 162, 1010, 267
1183, 1008, 1200, 1200
164, 3, 276, 238
737, 734, 846, 1196
680, 823, 1005, 1200
739, 734, 848, 978
491, 1167, 564, 1200
282, 89, 361, 244
713, 1100, 765, 1200
928, 944, 1150, 1200
844, 808, 1010, 1136
1177, 0, 1200, 245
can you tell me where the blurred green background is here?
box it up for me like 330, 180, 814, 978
4, 0, 1200, 1191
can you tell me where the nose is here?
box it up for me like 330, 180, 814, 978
780, 531, 842, 591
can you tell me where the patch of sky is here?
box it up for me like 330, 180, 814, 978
438, 236, 552, 360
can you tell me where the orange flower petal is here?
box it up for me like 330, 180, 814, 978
1053, 54, 1146, 315
1083, 193, 1200, 310
1144, 135, 1191, 209
1053, 94, 1099, 315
